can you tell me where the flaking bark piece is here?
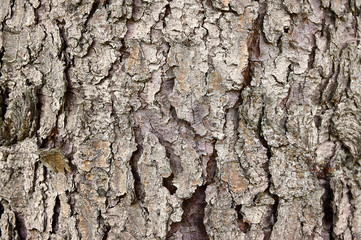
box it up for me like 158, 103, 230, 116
39, 148, 72, 174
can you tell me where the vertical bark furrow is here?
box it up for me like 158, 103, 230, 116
14, 212, 27, 240
51, 195, 60, 234
322, 180, 334, 239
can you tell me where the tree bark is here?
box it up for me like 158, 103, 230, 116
0, 0, 360, 239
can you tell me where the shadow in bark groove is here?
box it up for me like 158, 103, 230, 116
130, 127, 145, 202
163, 173, 177, 195
166, 186, 209, 240
235, 204, 250, 233
0, 47, 5, 77
205, 144, 217, 184
0, 201, 3, 237
102, 225, 111, 240
262, 190, 279, 240
14, 212, 27, 240
130, 144, 145, 202
51, 195, 61, 234
322, 180, 334, 239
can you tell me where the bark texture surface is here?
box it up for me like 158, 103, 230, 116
0, 0, 361, 239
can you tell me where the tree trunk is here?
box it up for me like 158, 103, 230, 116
0, 0, 360, 239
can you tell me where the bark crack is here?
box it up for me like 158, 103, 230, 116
51, 195, 61, 234
163, 173, 177, 195
321, 179, 334, 239
129, 128, 145, 203
0, 201, 3, 237
84, 0, 101, 28
14, 212, 27, 240
166, 185, 209, 240
0, 47, 5, 77
235, 204, 250, 233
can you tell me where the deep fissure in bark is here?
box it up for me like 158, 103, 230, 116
130, 128, 145, 202
322, 180, 334, 239
57, 17, 75, 140
14, 212, 27, 240
163, 173, 177, 195
235, 204, 250, 233
0, 201, 3, 237
261, 190, 280, 240
162, 1, 172, 28
0, 47, 5, 77
269, 193, 279, 238
258, 107, 272, 160
308, 38, 317, 69
84, 0, 101, 27
0, 86, 8, 123
51, 195, 61, 234
36, 88, 45, 145
102, 224, 111, 240
65, 190, 76, 216
205, 143, 217, 184
97, 210, 109, 240
166, 185, 209, 240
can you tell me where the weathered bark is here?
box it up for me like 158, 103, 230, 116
0, 0, 360, 239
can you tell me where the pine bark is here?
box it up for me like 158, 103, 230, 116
0, 0, 361, 239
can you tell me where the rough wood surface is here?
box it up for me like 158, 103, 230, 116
0, 0, 361, 239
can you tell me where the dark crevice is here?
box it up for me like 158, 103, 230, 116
314, 115, 322, 130
169, 104, 178, 120
276, 35, 283, 54
163, 173, 177, 195
166, 186, 209, 240
0, 201, 3, 237
31, 161, 39, 193
0, 46, 5, 77
346, 184, 354, 230
268, 194, 279, 239
259, 108, 278, 240
84, 0, 101, 27
235, 205, 250, 233
162, 2, 172, 28
35, 88, 45, 145
51, 196, 61, 234
130, 128, 145, 203
43, 165, 48, 181
258, 106, 272, 160
57, 19, 73, 115
0, 86, 8, 121
97, 210, 109, 240
65, 190, 76, 216
322, 180, 334, 239
14, 212, 27, 240
205, 142, 217, 184
102, 225, 111, 240
262, 190, 279, 240
308, 45, 317, 69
